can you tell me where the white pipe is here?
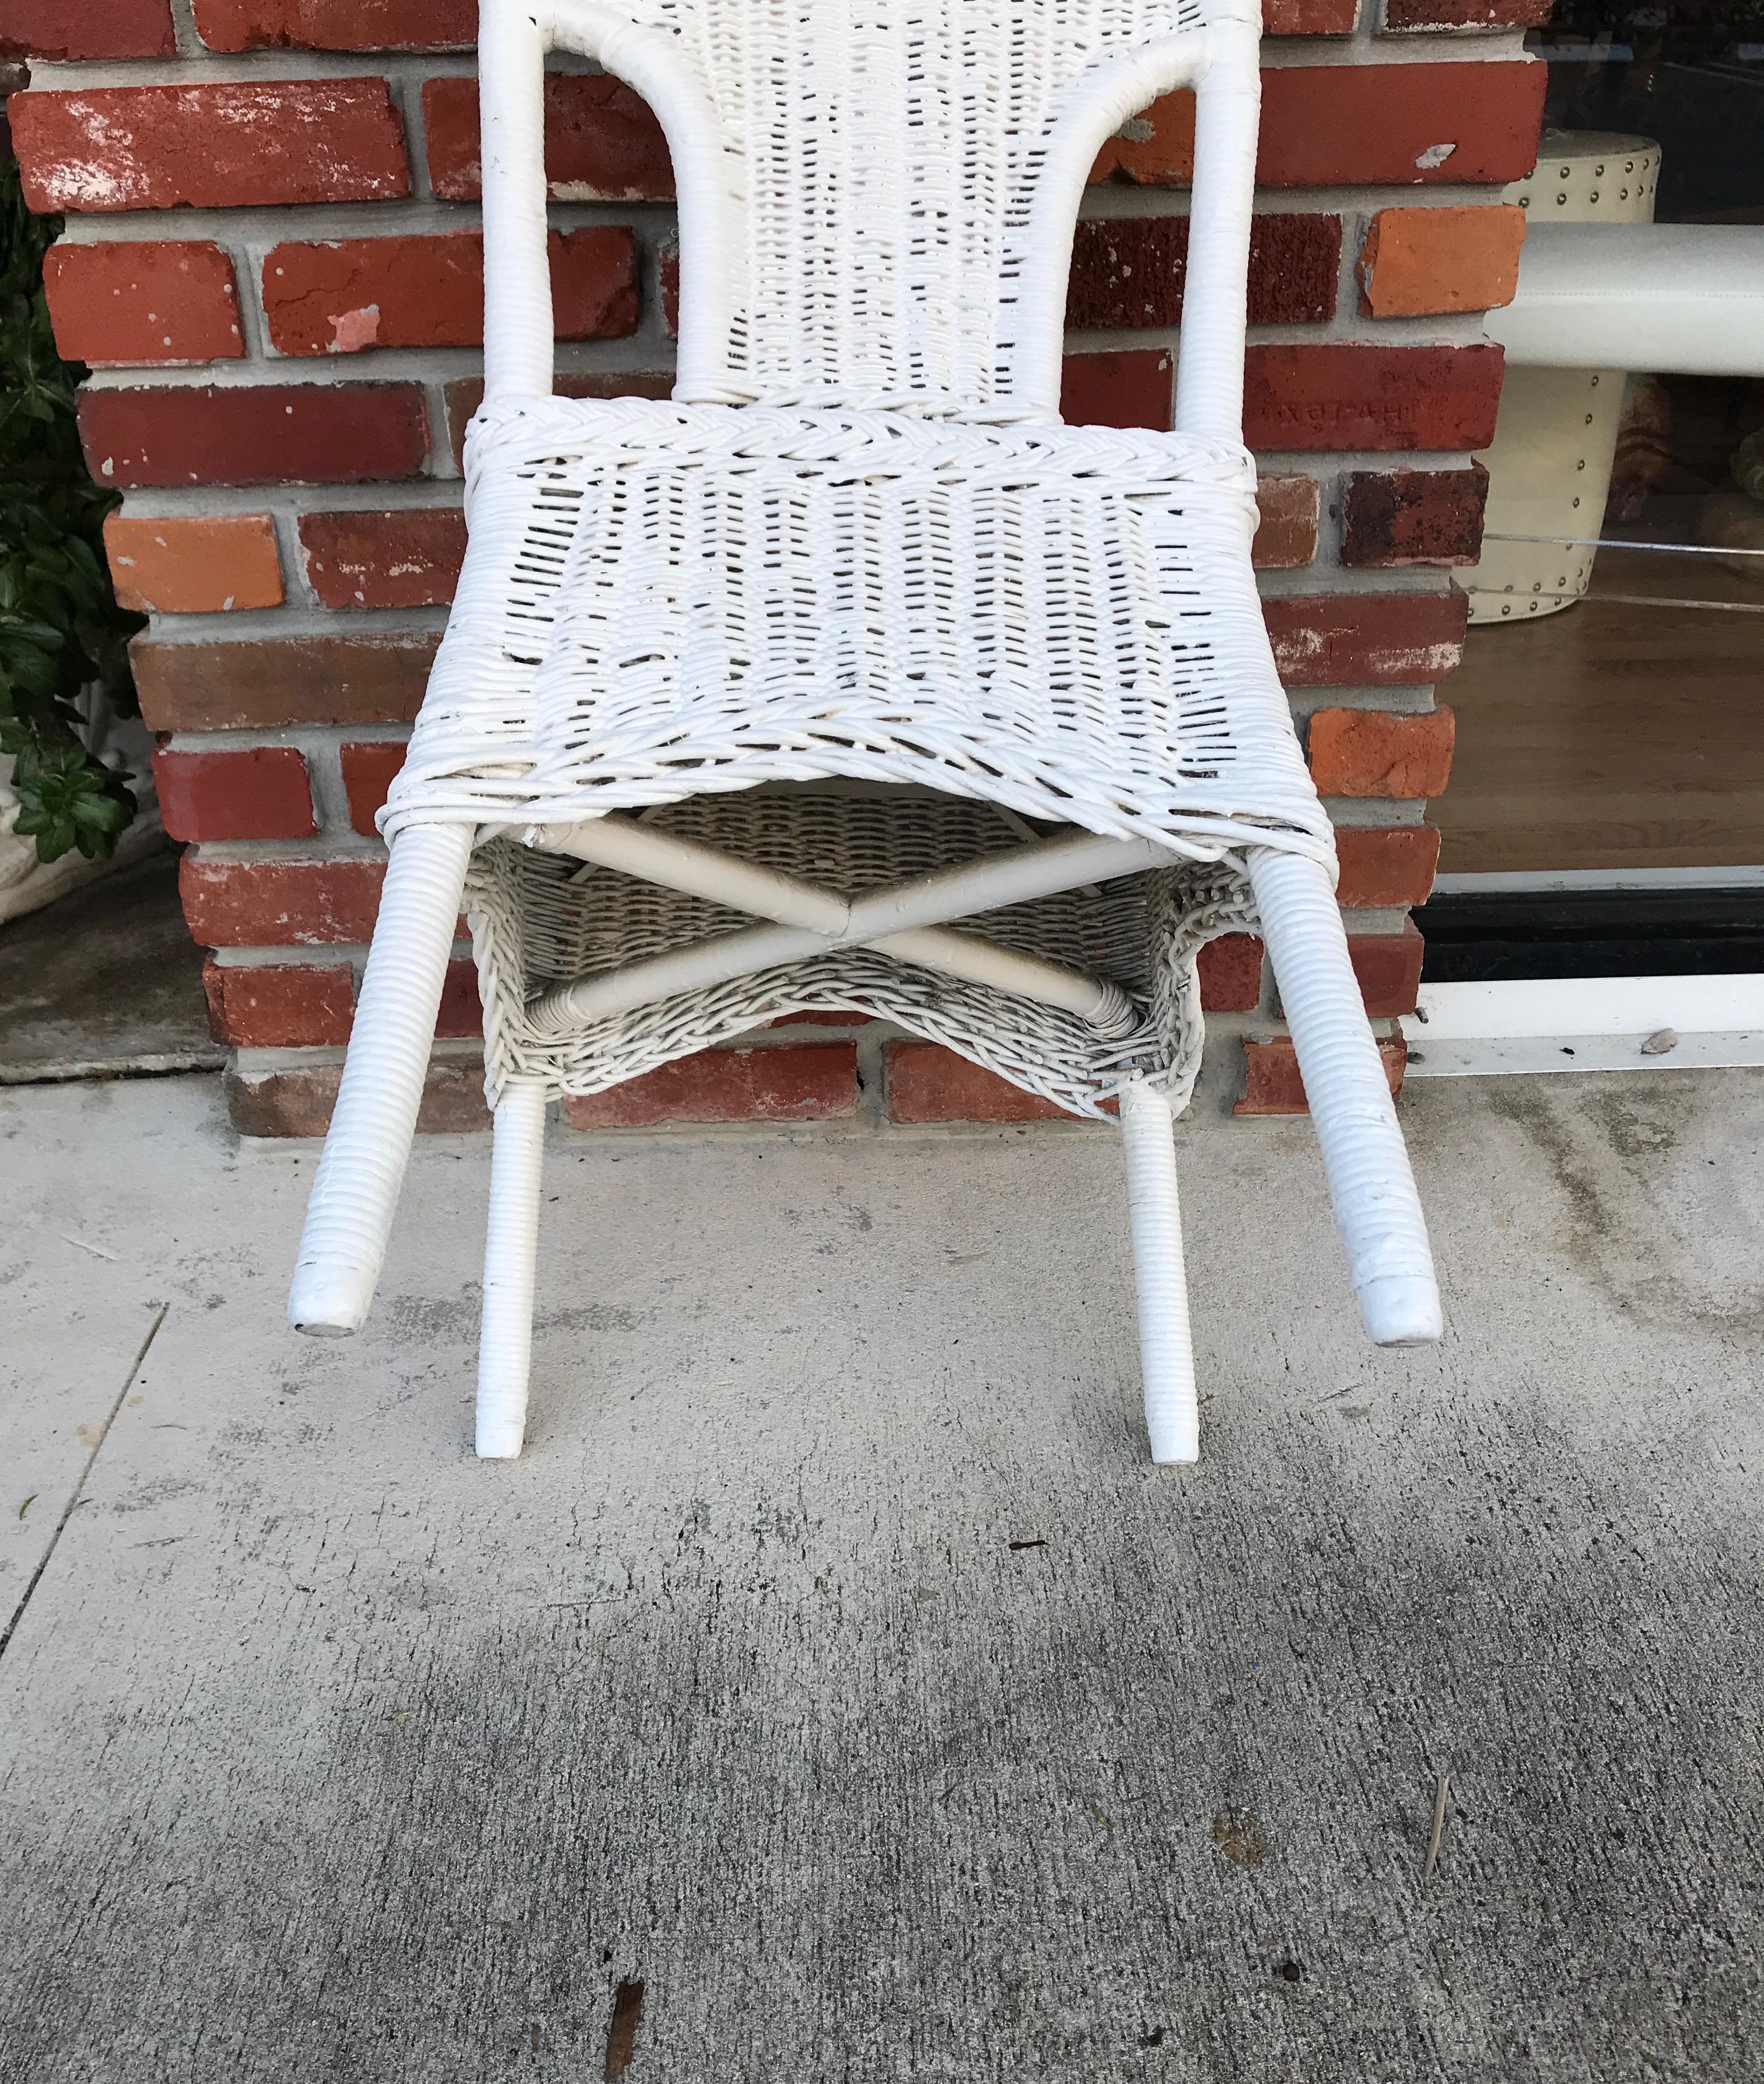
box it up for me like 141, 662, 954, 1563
1489, 223, 1764, 379
476, 1077, 548, 1459
289, 823, 474, 1335
1247, 847, 1442, 1348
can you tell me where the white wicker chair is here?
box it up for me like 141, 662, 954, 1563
288, 0, 1443, 1461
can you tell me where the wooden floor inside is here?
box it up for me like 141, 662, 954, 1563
1436, 551, 1764, 875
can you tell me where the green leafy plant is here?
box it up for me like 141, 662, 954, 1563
1, 148, 145, 862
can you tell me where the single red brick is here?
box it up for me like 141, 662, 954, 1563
1383, 0, 1552, 26
1264, 594, 1466, 687
1357, 205, 1526, 318
261, 228, 638, 355
1264, 0, 1358, 26
1252, 477, 1320, 569
1332, 825, 1441, 908
436, 958, 482, 1040
0, 0, 173, 60
1308, 706, 1457, 798
180, 853, 387, 946
80, 384, 428, 489
300, 509, 466, 610
12, 80, 410, 214
153, 746, 316, 843
193, 0, 474, 51
1067, 213, 1340, 329
1198, 933, 1265, 1013
1235, 1034, 1406, 1116
1244, 344, 1504, 453
338, 740, 407, 833
660, 240, 680, 338
886, 1042, 1077, 1123
1346, 924, 1426, 1018
443, 370, 677, 464
1059, 348, 1172, 431
104, 514, 282, 613
1341, 467, 1488, 569
227, 1057, 489, 1136
422, 73, 674, 201
203, 960, 354, 1047
134, 635, 436, 731
1090, 64, 1544, 189
43, 241, 242, 365
561, 1046, 859, 1128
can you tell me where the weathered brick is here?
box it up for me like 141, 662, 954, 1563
1067, 214, 1340, 329
80, 384, 429, 489
1059, 348, 1171, 432
43, 241, 242, 365
1358, 205, 1525, 318
1383, 0, 1552, 27
443, 370, 676, 464
153, 746, 316, 842
1264, 0, 1359, 26
1308, 705, 1456, 797
1252, 477, 1320, 569
227, 1056, 489, 1136
261, 229, 639, 355
1234, 1034, 1406, 1116
660, 242, 680, 338
1332, 824, 1441, 908
134, 635, 436, 730
204, 960, 354, 1047
436, 959, 482, 1040
1091, 63, 1544, 189
192, 0, 475, 51
1264, 594, 1466, 687
0, 0, 173, 60
886, 1043, 1076, 1124
338, 739, 407, 832
227, 1057, 487, 1135
562, 1046, 859, 1128
104, 513, 282, 613
423, 73, 674, 201
1244, 344, 1504, 453
1341, 466, 1488, 568
181, 852, 387, 946
12, 80, 410, 214
1198, 933, 1265, 1014
300, 508, 466, 610
1346, 924, 1426, 1018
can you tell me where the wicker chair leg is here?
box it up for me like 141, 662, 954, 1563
288, 821, 474, 1336
476, 1077, 548, 1460
1246, 847, 1443, 1348
1120, 1076, 1200, 1464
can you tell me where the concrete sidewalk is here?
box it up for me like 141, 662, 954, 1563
1, 1069, 1759, 2082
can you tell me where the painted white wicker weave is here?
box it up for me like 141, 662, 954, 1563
289, 0, 1443, 1463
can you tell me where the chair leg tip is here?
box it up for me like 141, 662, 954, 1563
475, 1414, 527, 1459
1148, 1425, 1200, 1465
1357, 1272, 1444, 1347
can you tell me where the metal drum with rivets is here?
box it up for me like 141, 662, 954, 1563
1458, 130, 1661, 624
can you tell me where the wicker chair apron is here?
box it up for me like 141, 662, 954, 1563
383, 395, 1334, 869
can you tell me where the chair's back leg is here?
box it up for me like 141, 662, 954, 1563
288, 821, 474, 1335
1120, 1077, 1200, 1464
475, 1076, 548, 1460
1245, 846, 1443, 1347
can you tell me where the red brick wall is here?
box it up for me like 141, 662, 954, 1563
9, 4, 1544, 1132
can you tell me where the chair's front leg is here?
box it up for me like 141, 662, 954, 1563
1246, 846, 1442, 1347
288, 821, 474, 1336
1120, 1077, 1199, 1464
475, 1077, 548, 1460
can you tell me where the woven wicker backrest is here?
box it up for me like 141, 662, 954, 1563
484, 1, 1264, 429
